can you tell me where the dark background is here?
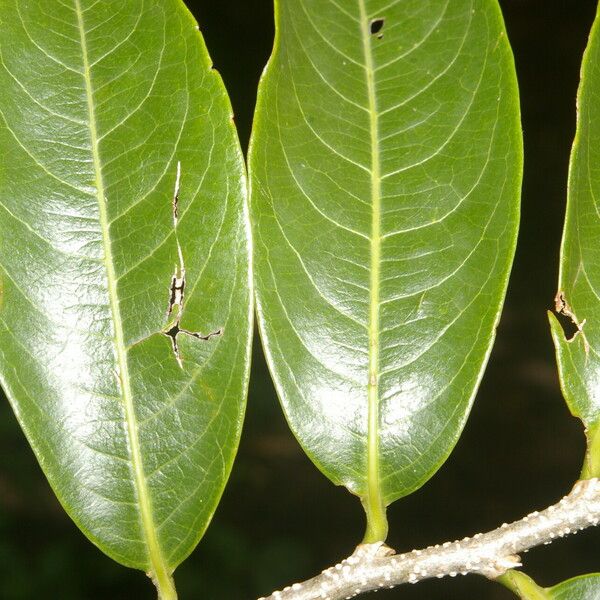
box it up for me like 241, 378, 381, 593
0, 1, 598, 598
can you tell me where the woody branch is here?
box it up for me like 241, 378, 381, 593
258, 478, 600, 600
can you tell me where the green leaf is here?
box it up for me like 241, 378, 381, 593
548, 574, 600, 600
0, 0, 251, 595
499, 571, 600, 600
250, 0, 521, 540
550, 1, 600, 479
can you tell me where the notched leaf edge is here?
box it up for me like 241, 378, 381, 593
554, 290, 590, 354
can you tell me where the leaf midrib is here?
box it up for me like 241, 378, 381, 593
357, 0, 386, 542
74, 0, 172, 588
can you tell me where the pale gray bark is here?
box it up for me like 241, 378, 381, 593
258, 478, 600, 600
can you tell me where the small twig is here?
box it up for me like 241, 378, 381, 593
258, 478, 600, 600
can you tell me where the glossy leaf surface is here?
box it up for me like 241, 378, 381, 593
550, 2, 600, 477
250, 0, 521, 537
549, 575, 600, 600
0, 0, 251, 588
504, 572, 600, 600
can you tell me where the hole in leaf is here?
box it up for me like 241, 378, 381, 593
553, 307, 579, 340
165, 323, 180, 341
168, 273, 185, 317
370, 18, 384, 37
554, 291, 588, 353
164, 323, 182, 367
162, 322, 222, 368
180, 327, 222, 342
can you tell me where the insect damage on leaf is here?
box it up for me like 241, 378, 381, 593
167, 161, 185, 320
164, 323, 222, 369
163, 161, 222, 368
370, 18, 385, 39
555, 290, 590, 353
